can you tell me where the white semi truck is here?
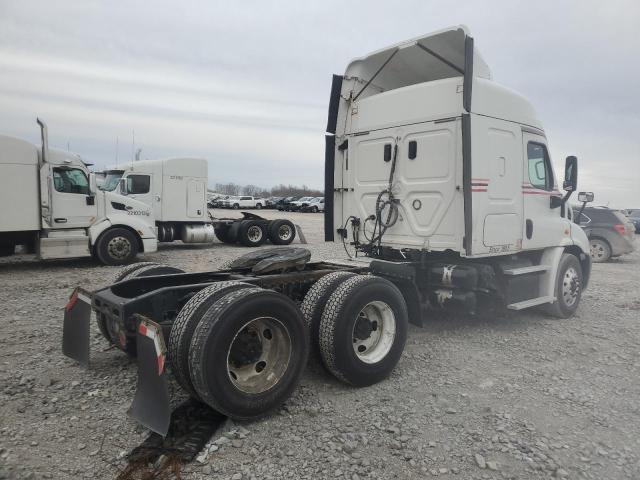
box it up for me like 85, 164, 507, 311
0, 122, 297, 265
63, 26, 592, 435
100, 159, 297, 248
0, 120, 157, 265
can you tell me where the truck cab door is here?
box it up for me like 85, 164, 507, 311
50, 166, 97, 229
521, 134, 569, 250
123, 174, 155, 214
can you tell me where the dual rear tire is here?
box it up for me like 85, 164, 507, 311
166, 270, 408, 419
169, 283, 308, 419
305, 274, 409, 386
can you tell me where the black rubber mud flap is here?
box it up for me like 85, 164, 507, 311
128, 316, 171, 437
62, 287, 92, 367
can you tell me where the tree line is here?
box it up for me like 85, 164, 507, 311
212, 183, 323, 198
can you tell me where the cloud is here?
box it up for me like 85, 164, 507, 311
0, 0, 638, 205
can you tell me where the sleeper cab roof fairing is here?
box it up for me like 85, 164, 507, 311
344, 25, 491, 99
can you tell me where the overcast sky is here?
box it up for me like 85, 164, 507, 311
1, 1, 638, 207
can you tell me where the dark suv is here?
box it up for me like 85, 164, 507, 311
573, 206, 636, 262
626, 209, 640, 233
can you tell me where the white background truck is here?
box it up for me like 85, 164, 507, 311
0, 121, 298, 265
0, 120, 157, 265
102, 160, 297, 248
63, 26, 593, 436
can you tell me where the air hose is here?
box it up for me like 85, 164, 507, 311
368, 142, 400, 250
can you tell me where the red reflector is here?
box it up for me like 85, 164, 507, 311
65, 290, 78, 313
613, 224, 626, 235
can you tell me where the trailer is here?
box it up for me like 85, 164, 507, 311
63, 26, 592, 436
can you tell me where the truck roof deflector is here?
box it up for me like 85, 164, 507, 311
345, 26, 490, 100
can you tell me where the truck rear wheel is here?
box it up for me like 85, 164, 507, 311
168, 281, 253, 398
214, 225, 237, 244
97, 263, 185, 354
189, 288, 308, 419
318, 275, 408, 386
544, 253, 583, 318
113, 262, 160, 283
301, 271, 357, 357
268, 219, 296, 245
238, 220, 267, 247
95, 228, 139, 266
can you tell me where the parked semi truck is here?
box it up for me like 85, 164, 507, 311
0, 122, 297, 265
100, 159, 297, 249
63, 26, 591, 435
0, 120, 157, 264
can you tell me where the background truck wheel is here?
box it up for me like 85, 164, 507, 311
255, 203, 262, 209
544, 253, 583, 318
589, 238, 611, 263
318, 275, 408, 386
97, 263, 185, 354
214, 225, 237, 244
238, 220, 267, 247
268, 219, 296, 245
168, 281, 253, 398
188, 288, 308, 419
301, 271, 357, 357
95, 228, 139, 266
232, 203, 240, 209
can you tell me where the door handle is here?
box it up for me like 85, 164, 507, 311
54, 218, 67, 223
125, 206, 133, 211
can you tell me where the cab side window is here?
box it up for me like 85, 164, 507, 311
126, 175, 150, 194
526, 142, 553, 191
52, 167, 89, 195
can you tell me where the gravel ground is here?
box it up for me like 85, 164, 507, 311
0, 211, 638, 480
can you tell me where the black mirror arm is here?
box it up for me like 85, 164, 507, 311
577, 201, 588, 224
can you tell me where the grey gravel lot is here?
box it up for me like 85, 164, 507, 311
1, 211, 639, 480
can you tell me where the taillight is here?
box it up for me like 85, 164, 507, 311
613, 224, 626, 235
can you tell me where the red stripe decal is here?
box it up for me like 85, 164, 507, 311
139, 323, 148, 336
472, 178, 490, 182
472, 188, 487, 192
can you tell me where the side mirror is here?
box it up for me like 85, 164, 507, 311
577, 191, 594, 203
563, 156, 578, 192
88, 173, 97, 195
119, 178, 128, 195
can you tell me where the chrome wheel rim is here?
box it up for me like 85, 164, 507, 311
247, 225, 263, 243
226, 317, 291, 394
562, 266, 580, 307
107, 236, 132, 260
352, 300, 396, 364
278, 225, 293, 241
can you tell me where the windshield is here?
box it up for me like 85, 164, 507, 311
100, 171, 124, 191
